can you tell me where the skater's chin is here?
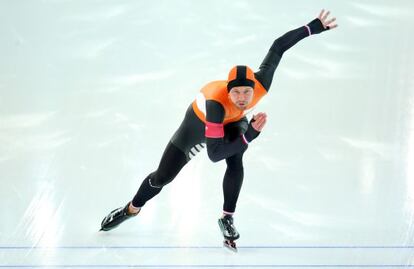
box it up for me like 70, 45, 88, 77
236, 103, 247, 109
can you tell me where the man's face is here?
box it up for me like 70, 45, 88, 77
229, 86, 254, 110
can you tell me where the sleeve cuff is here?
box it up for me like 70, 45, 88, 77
305, 25, 311, 36
241, 134, 249, 145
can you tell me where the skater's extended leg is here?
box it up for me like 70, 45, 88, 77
100, 141, 188, 231
100, 104, 205, 231
132, 141, 188, 208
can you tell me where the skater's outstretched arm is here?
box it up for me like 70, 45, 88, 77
255, 9, 338, 91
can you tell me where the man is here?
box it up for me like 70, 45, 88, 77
100, 10, 337, 251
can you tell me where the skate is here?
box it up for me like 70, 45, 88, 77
218, 215, 240, 252
100, 202, 138, 231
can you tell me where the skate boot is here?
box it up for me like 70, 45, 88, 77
218, 215, 240, 252
100, 202, 139, 231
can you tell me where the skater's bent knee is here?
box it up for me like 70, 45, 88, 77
225, 154, 244, 170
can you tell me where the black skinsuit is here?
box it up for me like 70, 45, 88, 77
131, 19, 326, 214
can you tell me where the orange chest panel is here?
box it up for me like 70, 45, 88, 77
192, 79, 267, 124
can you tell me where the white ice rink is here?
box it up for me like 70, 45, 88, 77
1, 0, 414, 268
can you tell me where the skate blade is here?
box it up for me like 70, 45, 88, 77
223, 240, 238, 253
99, 225, 113, 232
99, 226, 114, 232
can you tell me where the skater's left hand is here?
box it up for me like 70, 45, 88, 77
251, 112, 267, 132
244, 112, 267, 143
317, 9, 338, 30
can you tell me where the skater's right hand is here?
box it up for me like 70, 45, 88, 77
244, 112, 267, 143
